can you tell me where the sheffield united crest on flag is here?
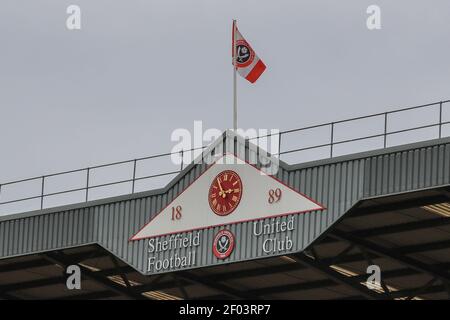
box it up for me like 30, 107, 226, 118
232, 21, 266, 83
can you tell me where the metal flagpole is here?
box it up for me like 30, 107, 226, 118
233, 19, 238, 131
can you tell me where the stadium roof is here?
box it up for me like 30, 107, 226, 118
1, 135, 450, 300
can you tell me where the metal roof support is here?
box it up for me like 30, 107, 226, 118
304, 243, 389, 299
132, 278, 191, 294
172, 274, 190, 299
192, 256, 450, 288
405, 277, 438, 300
241, 279, 336, 297
291, 253, 386, 300
146, 274, 167, 287
0, 259, 52, 274
97, 265, 134, 277
0, 249, 107, 275
339, 283, 447, 300
321, 251, 377, 266
357, 245, 392, 298
175, 271, 260, 300
389, 284, 445, 299
49, 264, 249, 300
351, 194, 450, 216
331, 230, 450, 286
353, 195, 450, 218
219, 264, 449, 299
42, 251, 149, 300
0, 276, 65, 293
306, 242, 388, 296
444, 282, 450, 299
441, 187, 450, 198
204, 262, 304, 282
140, 274, 172, 291
348, 218, 450, 238
328, 243, 356, 266
6, 257, 446, 298
0, 265, 137, 295
109, 256, 132, 289
0, 293, 20, 300
132, 263, 311, 295
308, 247, 320, 260
396, 239, 450, 255
55, 290, 120, 300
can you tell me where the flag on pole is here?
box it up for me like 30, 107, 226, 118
232, 21, 266, 83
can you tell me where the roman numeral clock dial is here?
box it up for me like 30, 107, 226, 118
208, 170, 243, 216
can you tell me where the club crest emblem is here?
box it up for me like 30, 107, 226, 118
213, 230, 235, 259
235, 40, 255, 67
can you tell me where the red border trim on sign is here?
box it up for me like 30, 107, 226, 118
129, 153, 326, 241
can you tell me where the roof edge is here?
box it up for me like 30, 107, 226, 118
1, 136, 449, 223
285, 136, 450, 171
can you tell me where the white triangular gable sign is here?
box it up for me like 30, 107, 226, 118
131, 154, 324, 240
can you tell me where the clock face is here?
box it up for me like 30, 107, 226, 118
208, 170, 243, 216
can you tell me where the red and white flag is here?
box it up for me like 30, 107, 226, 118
232, 21, 266, 83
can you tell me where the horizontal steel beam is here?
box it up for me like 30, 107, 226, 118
349, 217, 450, 238
0, 248, 107, 275
55, 290, 121, 300
332, 230, 450, 285
0, 277, 65, 294
350, 194, 449, 218
175, 271, 259, 300
291, 254, 385, 300
43, 252, 148, 300
397, 239, 450, 255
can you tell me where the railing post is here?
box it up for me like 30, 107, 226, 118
2, 100, 448, 216
278, 132, 282, 160
439, 101, 443, 138
41, 176, 45, 209
85, 168, 90, 202
180, 150, 184, 171
132, 160, 137, 194
330, 122, 334, 158
384, 112, 388, 148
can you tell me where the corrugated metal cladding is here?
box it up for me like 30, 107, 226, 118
0, 133, 449, 275
364, 143, 450, 197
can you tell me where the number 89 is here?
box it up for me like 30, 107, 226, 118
268, 188, 282, 204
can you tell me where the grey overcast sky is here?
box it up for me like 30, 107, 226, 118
1, 0, 450, 183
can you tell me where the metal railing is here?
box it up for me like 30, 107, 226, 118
0, 99, 449, 215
